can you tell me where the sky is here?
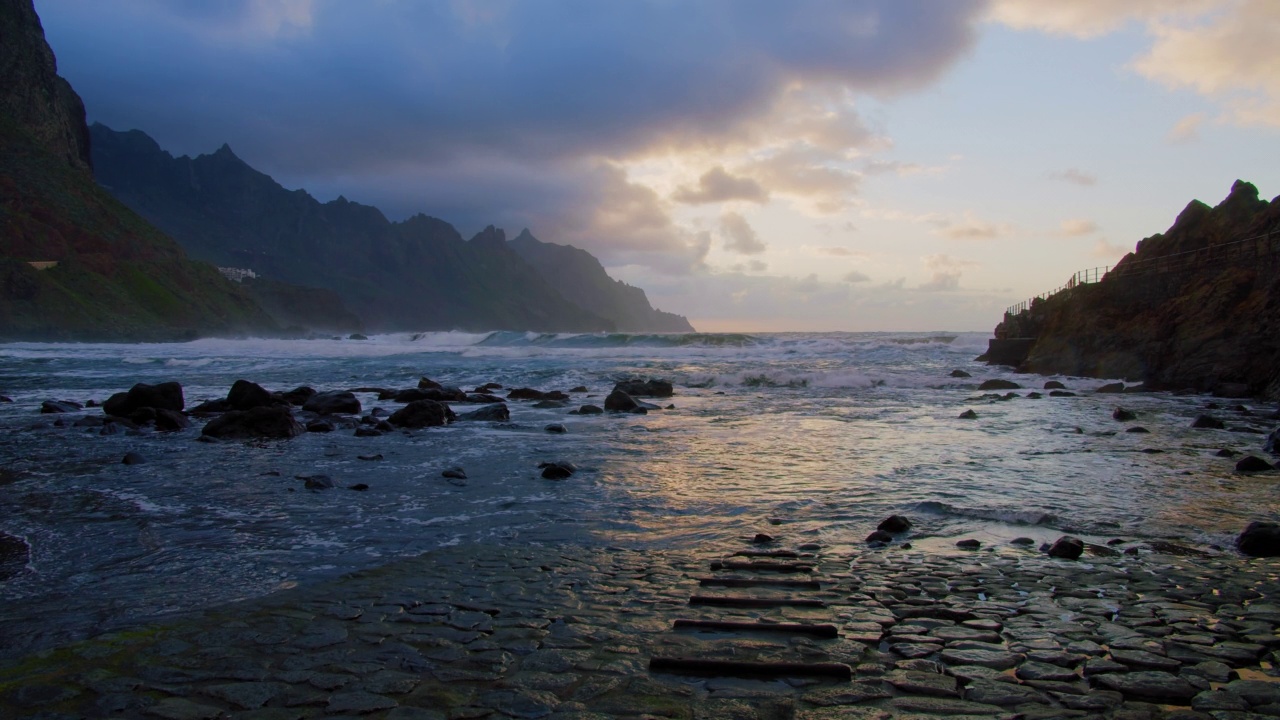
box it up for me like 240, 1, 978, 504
35, 0, 1280, 332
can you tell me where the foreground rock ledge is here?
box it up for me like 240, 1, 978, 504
2, 543, 1279, 719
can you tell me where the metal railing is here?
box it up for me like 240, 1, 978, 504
1004, 229, 1280, 317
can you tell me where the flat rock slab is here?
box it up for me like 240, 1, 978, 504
1015, 660, 1080, 682
1094, 670, 1197, 701
203, 681, 288, 709
146, 698, 225, 720
964, 679, 1050, 706
327, 690, 398, 714
886, 670, 958, 697
940, 648, 1023, 669
891, 696, 1005, 715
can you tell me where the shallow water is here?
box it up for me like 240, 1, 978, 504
0, 330, 1276, 657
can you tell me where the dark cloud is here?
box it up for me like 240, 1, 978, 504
36, 0, 985, 270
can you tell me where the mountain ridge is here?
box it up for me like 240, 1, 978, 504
90, 123, 694, 334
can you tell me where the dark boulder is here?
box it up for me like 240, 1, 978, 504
1192, 414, 1226, 429
475, 382, 502, 393
978, 379, 1020, 390
508, 388, 548, 400
388, 399, 450, 428
545, 423, 567, 434
227, 380, 273, 411
604, 389, 640, 412
354, 427, 382, 437
201, 406, 304, 440
298, 474, 335, 489
0, 396, 12, 403
465, 393, 505, 404
1238, 522, 1280, 557
348, 333, 368, 340
40, 400, 81, 413
279, 386, 316, 406
1096, 383, 1125, 393
154, 409, 191, 432
189, 398, 232, 414
569, 385, 589, 393
394, 387, 466, 403
1026, 391, 1043, 399
1217, 448, 1239, 457
571, 404, 604, 415
539, 461, 576, 480
878, 515, 912, 533
1126, 426, 1150, 433
442, 467, 467, 480
418, 377, 442, 390
956, 539, 981, 549
457, 404, 510, 422
1047, 536, 1085, 559
1113, 407, 1137, 421
103, 382, 184, 416
958, 409, 977, 419
1265, 428, 1279, 455
753, 533, 775, 544
1044, 380, 1066, 390
306, 419, 335, 433
121, 452, 146, 465
1236, 456, 1275, 472
303, 391, 361, 415
949, 370, 971, 378
1049, 390, 1076, 397
613, 379, 674, 397
127, 407, 157, 425
865, 530, 893, 544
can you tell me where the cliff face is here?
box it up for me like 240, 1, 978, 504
0, 0, 90, 170
0, 0, 277, 341
508, 229, 694, 332
90, 124, 623, 333
1001, 181, 1280, 398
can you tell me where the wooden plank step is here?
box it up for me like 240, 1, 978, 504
672, 619, 839, 638
689, 595, 826, 608
650, 657, 852, 680
710, 560, 814, 573
696, 576, 822, 590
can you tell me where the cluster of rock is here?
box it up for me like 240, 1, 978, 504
4, 541, 1280, 719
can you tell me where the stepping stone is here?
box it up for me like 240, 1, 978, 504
688, 595, 826, 608
1015, 661, 1079, 682
891, 696, 1005, 715
885, 670, 958, 697
145, 698, 224, 720
649, 657, 852, 680
1110, 648, 1182, 670
672, 619, 838, 638
696, 576, 821, 590
1093, 671, 1196, 702
940, 648, 1023, 669
964, 679, 1050, 706
710, 560, 814, 573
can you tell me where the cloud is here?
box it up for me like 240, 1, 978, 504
938, 211, 1012, 240
1048, 168, 1097, 186
814, 246, 860, 257
842, 270, 871, 283
740, 145, 863, 214
672, 166, 768, 205
1167, 112, 1207, 143
919, 254, 977, 291
1060, 218, 1099, 236
719, 212, 768, 255
1092, 238, 1132, 258
730, 259, 770, 273
988, 0, 1223, 39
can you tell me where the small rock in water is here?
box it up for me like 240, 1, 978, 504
1236, 455, 1275, 472
0, 395, 12, 403
958, 409, 977, 419
348, 333, 368, 340
1096, 382, 1125, 393
297, 474, 336, 490
348, 483, 369, 491
357, 453, 383, 461
878, 515, 912, 533
1047, 536, 1084, 559
1010, 537, 1035, 546
955, 539, 981, 549
978, 379, 1020, 390
1106, 537, 1126, 545
569, 385, 588, 393
1044, 380, 1066, 390
41, 400, 82, 413
1126, 426, 1150, 433
866, 530, 893, 544
752, 533, 775, 544
1238, 521, 1280, 557
950, 370, 971, 378
1051, 390, 1077, 397
354, 427, 382, 437
441, 467, 467, 480
544, 423, 567, 434
1265, 427, 1280, 454
539, 461, 576, 480
306, 420, 335, 433
1113, 407, 1137, 421
121, 452, 146, 465
1216, 448, 1239, 457
1025, 391, 1043, 399
571, 404, 603, 415
1192, 414, 1226, 429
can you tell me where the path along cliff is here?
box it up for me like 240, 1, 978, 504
981, 181, 1280, 399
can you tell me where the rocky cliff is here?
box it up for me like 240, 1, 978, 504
992, 181, 1280, 398
0, 0, 278, 341
508, 229, 694, 332
0, 0, 89, 170
90, 125, 645, 333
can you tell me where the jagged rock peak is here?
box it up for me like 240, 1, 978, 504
469, 225, 507, 247
0, 0, 92, 169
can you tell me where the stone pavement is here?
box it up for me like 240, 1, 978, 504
3, 540, 1280, 719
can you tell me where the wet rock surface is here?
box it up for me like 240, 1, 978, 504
4, 542, 1280, 719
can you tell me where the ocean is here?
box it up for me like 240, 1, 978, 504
0, 330, 1275, 658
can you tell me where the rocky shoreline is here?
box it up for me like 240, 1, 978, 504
3, 538, 1280, 719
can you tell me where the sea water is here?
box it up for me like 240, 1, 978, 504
0, 330, 1276, 657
